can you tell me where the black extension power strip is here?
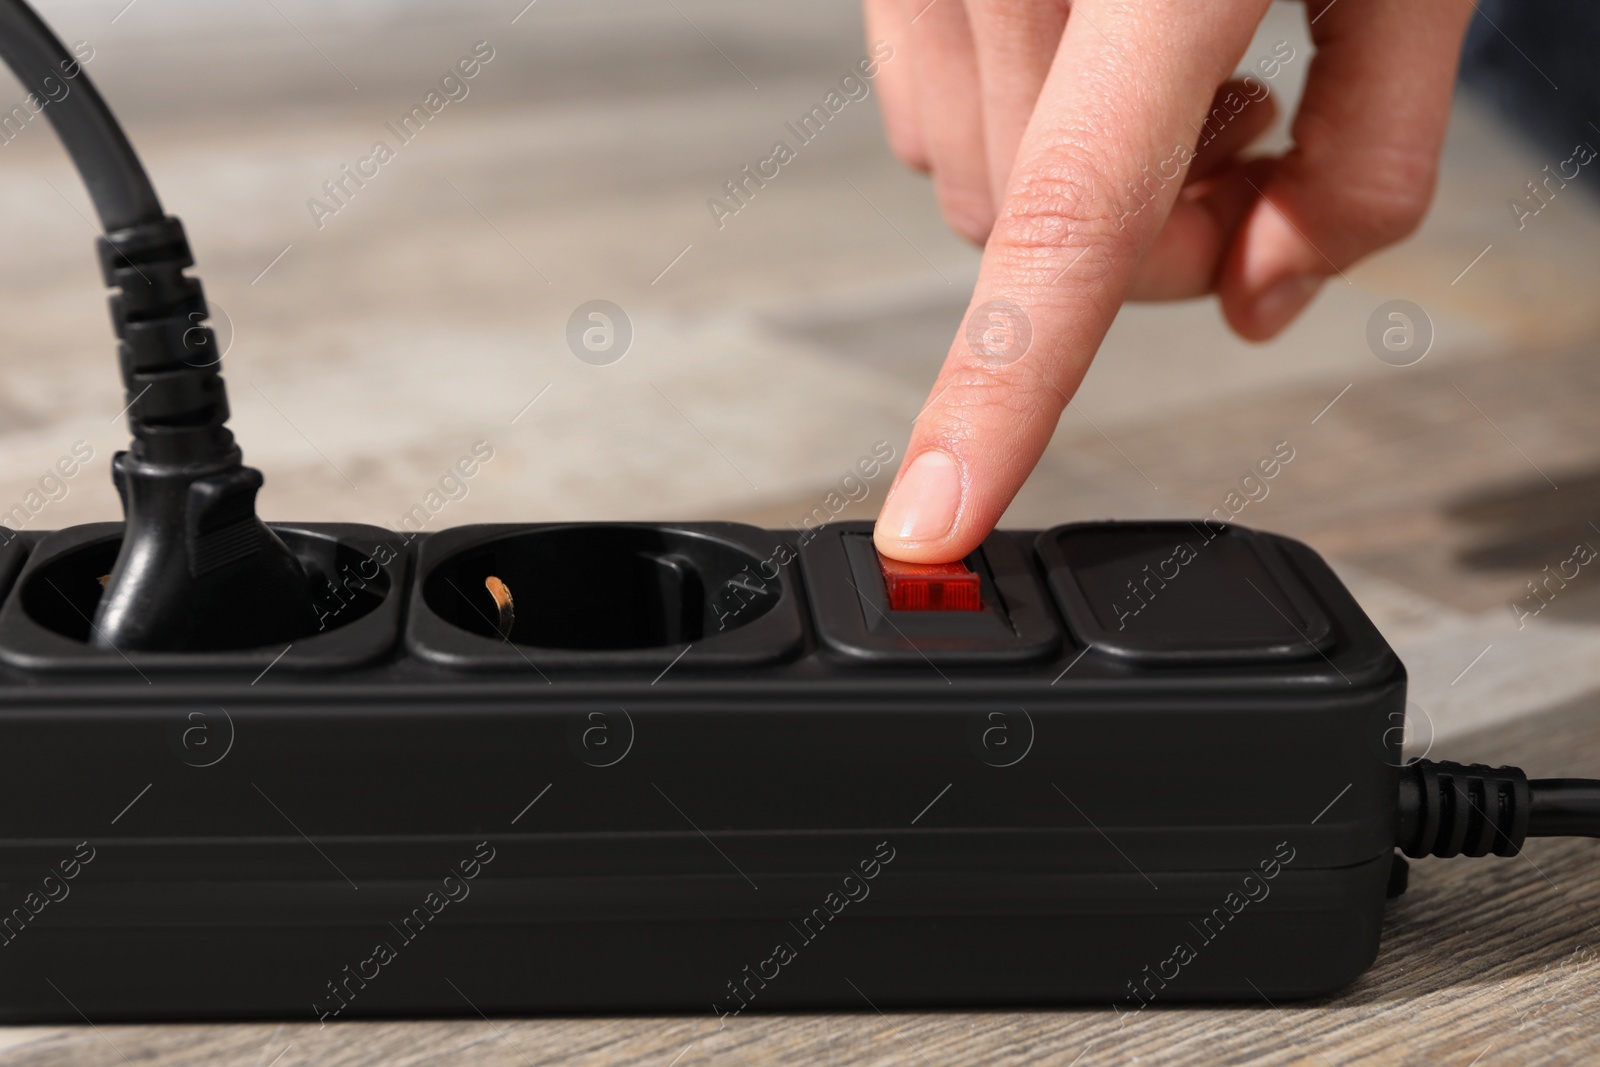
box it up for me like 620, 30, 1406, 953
0, 518, 1405, 1021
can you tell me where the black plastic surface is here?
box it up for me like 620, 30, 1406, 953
1038, 521, 1335, 663
0, 519, 1407, 1021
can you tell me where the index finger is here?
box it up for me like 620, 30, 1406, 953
874, 0, 1269, 563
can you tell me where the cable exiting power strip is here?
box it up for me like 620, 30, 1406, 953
1398, 759, 1600, 858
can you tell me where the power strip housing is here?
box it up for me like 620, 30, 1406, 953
0, 518, 1403, 1022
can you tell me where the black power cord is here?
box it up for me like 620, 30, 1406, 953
1397, 759, 1600, 858
0, 0, 315, 650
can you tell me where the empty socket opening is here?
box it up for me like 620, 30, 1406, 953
421, 524, 780, 650
20, 530, 389, 648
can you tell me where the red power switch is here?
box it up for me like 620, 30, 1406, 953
877, 553, 983, 611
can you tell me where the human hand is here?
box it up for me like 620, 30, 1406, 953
869, 0, 1473, 562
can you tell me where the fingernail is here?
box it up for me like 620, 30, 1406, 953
879, 450, 962, 543
1254, 274, 1322, 336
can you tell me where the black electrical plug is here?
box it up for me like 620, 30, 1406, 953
90, 219, 316, 651
0, 0, 316, 651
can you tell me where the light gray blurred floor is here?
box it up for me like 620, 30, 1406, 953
2, 1, 1600, 1063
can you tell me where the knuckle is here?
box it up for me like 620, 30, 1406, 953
1292, 124, 1437, 250
991, 152, 1138, 278
920, 363, 1060, 445
1301, 161, 1434, 252
1346, 168, 1434, 246
968, 0, 1072, 47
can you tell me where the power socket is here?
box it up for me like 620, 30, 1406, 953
0, 517, 1405, 1021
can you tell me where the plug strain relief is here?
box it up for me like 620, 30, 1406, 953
99, 216, 233, 465
1396, 759, 1531, 859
